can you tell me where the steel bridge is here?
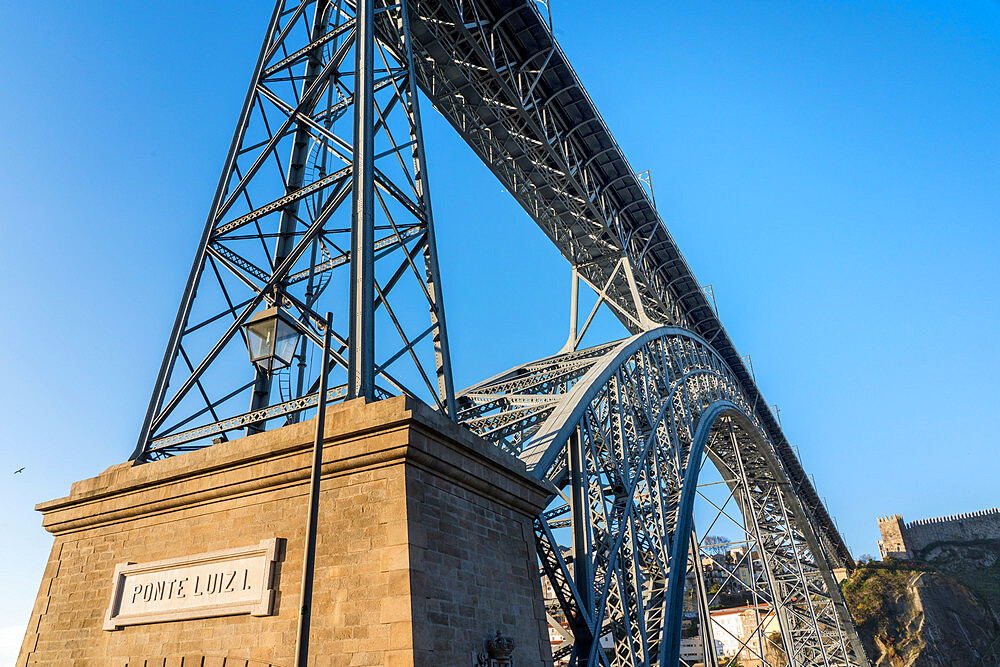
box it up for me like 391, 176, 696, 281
130, 0, 870, 664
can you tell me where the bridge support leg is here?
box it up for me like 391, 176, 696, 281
569, 428, 595, 664
348, 0, 375, 401
20, 398, 554, 665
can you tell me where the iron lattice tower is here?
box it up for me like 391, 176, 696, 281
130, 1, 871, 665
133, 0, 454, 461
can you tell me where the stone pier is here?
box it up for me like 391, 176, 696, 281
18, 396, 553, 666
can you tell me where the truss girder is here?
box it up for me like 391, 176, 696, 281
458, 327, 868, 666
401, 0, 850, 568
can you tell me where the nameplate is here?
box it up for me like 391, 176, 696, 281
103, 538, 281, 630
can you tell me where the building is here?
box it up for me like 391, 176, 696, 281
878, 508, 1000, 560
732, 553, 761, 590
700, 555, 727, 591
710, 607, 744, 657
709, 604, 780, 665
675, 633, 726, 664
679, 635, 704, 662
695, 546, 765, 607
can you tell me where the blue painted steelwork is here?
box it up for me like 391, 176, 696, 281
459, 326, 867, 666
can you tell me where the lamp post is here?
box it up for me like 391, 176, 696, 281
293, 311, 333, 667
242, 304, 332, 667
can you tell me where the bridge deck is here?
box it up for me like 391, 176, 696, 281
406, 0, 852, 566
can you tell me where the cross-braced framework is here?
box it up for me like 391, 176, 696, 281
401, 0, 852, 576
458, 328, 867, 666
132, 0, 455, 461
130, 1, 872, 664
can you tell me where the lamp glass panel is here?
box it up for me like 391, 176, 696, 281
247, 318, 277, 363
273, 317, 299, 367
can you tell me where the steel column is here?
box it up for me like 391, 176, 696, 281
569, 427, 595, 664
729, 423, 796, 663
399, 0, 456, 417
348, 0, 376, 402
689, 531, 720, 667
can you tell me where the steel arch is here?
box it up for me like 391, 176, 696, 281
458, 326, 867, 667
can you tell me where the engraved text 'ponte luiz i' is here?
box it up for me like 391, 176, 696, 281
103, 538, 282, 630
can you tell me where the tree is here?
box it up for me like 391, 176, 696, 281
704, 535, 731, 557
764, 631, 786, 665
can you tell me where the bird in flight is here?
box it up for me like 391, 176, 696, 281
14, 467, 25, 474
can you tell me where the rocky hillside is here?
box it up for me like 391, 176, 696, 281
842, 540, 1000, 666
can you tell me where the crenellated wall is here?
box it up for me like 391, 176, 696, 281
877, 508, 1000, 560
877, 515, 910, 559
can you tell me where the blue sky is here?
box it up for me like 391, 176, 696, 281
1, 0, 998, 657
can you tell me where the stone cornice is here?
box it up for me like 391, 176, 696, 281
38, 396, 550, 535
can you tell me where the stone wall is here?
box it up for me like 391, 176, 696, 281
905, 509, 1000, 552
877, 515, 909, 560
878, 508, 1000, 560
18, 396, 552, 667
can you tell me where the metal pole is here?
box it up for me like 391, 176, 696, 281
398, 0, 457, 418
293, 311, 333, 667
639, 170, 656, 210
689, 532, 720, 667
348, 0, 375, 401
568, 427, 594, 664
560, 265, 580, 354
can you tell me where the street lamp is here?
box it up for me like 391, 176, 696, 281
243, 306, 299, 373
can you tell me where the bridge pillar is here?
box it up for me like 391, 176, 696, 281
18, 397, 553, 666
